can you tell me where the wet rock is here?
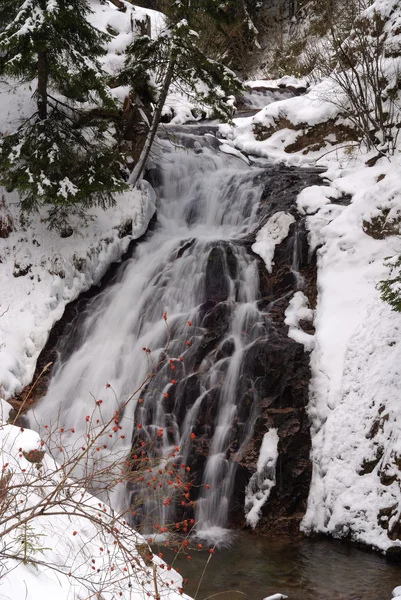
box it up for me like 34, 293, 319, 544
202, 302, 231, 332
205, 246, 230, 302
29, 140, 323, 542
215, 337, 236, 361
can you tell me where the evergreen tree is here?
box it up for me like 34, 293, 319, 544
0, 0, 127, 230
121, 3, 243, 183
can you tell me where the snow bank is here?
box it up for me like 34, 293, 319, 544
245, 429, 279, 528
0, 180, 155, 401
219, 78, 345, 165
300, 158, 401, 553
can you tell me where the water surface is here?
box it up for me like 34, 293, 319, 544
160, 532, 400, 600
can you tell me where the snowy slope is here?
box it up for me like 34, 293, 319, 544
301, 160, 401, 553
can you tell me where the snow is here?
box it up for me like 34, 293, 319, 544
252, 212, 295, 272
86, 1, 166, 79
297, 185, 340, 215
218, 142, 250, 164
247, 76, 308, 90
298, 156, 401, 552
393, 587, 401, 598
0, 419, 191, 600
245, 429, 279, 528
284, 291, 315, 351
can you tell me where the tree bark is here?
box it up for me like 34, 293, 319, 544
37, 51, 48, 120
128, 54, 176, 186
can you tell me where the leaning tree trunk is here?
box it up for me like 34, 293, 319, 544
128, 54, 176, 186
37, 51, 48, 121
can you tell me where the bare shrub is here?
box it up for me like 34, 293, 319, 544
0, 316, 213, 598
312, 1, 401, 154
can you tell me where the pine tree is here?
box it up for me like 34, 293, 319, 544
121, 3, 243, 184
0, 0, 127, 230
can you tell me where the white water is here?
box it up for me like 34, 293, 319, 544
32, 135, 267, 541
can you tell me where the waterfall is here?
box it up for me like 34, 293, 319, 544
31, 134, 268, 541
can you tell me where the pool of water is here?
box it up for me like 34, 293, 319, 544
158, 532, 400, 600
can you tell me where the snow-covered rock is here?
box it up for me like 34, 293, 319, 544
245, 429, 279, 528
284, 291, 315, 351
252, 212, 295, 273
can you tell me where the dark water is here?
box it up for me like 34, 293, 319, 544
157, 532, 400, 600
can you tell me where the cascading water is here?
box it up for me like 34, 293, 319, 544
32, 133, 270, 541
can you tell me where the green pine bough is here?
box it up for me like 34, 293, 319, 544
0, 0, 127, 231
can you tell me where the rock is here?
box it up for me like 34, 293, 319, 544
205, 246, 230, 302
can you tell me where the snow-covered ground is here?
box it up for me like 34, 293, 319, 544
0, 166, 155, 401
302, 159, 401, 553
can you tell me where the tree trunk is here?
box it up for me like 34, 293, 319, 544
37, 51, 48, 121
128, 54, 176, 186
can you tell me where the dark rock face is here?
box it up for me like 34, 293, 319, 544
235, 333, 312, 535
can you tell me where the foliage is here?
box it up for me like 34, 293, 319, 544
0, 113, 126, 222
321, 6, 401, 154
379, 257, 401, 312
0, 0, 108, 102
122, 12, 242, 121
0, 0, 127, 231
122, 5, 243, 184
